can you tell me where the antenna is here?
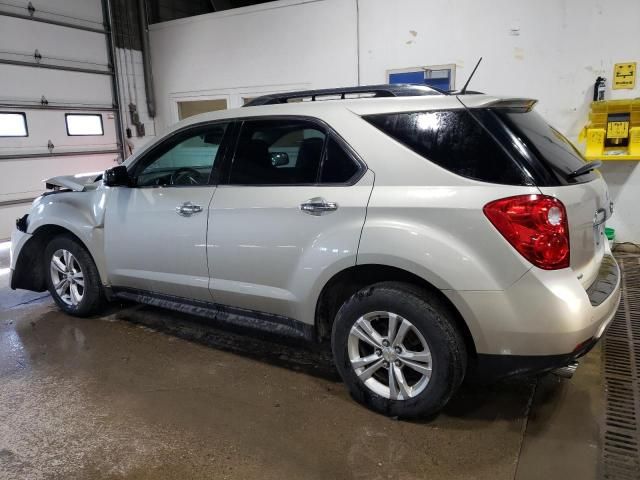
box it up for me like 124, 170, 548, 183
460, 57, 483, 94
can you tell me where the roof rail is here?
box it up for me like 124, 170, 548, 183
243, 84, 445, 107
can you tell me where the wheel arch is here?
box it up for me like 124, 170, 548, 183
314, 263, 478, 359
12, 224, 104, 292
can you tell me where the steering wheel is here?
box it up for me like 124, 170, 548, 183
171, 167, 203, 185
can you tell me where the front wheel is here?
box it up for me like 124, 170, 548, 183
45, 235, 105, 316
331, 282, 467, 418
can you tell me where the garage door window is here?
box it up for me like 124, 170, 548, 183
0, 112, 28, 137
65, 114, 104, 136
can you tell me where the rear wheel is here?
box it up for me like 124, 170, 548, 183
331, 282, 466, 418
45, 235, 105, 316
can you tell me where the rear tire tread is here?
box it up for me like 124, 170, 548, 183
331, 281, 467, 418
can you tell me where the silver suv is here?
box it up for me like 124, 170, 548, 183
9, 85, 621, 417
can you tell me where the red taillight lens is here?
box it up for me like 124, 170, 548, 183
483, 194, 570, 270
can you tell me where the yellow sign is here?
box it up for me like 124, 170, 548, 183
607, 121, 630, 139
613, 62, 636, 90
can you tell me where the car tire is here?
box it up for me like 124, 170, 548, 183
44, 234, 105, 317
331, 281, 467, 418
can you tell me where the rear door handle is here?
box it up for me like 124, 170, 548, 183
176, 202, 203, 217
299, 198, 338, 216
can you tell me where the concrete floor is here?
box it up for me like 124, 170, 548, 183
0, 245, 603, 480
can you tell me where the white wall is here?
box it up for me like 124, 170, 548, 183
149, 0, 640, 241
149, 0, 359, 130
359, 0, 640, 242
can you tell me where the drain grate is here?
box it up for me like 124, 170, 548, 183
602, 254, 640, 479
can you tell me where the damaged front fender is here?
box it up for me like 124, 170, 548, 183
12, 186, 111, 290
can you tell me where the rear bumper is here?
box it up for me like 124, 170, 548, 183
470, 333, 604, 382
447, 253, 621, 361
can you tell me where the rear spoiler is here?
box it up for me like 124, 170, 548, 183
479, 98, 538, 112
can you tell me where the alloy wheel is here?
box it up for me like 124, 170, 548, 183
347, 311, 432, 400
50, 249, 85, 306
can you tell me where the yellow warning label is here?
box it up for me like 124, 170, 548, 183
613, 62, 636, 90
607, 121, 630, 139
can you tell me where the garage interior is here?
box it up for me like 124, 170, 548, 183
1, 0, 640, 479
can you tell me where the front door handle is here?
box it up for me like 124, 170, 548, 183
299, 198, 338, 216
176, 202, 203, 217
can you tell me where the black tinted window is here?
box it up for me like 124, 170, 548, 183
321, 138, 360, 183
497, 110, 596, 184
230, 120, 326, 185
365, 110, 529, 185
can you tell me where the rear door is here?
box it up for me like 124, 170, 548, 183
207, 117, 372, 320
497, 109, 612, 287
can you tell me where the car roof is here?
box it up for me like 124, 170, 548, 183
173, 93, 520, 129
124, 91, 536, 167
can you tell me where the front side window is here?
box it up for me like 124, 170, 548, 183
134, 123, 228, 187
229, 119, 326, 185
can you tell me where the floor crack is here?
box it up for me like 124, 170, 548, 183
7, 294, 50, 309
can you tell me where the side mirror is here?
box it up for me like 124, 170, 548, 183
104, 165, 130, 187
270, 151, 289, 167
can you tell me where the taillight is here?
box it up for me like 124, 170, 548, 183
483, 194, 570, 270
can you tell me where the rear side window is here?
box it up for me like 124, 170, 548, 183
230, 119, 326, 185
496, 110, 596, 185
364, 110, 530, 185
228, 119, 362, 185
321, 138, 360, 183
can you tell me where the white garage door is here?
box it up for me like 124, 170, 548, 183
0, 0, 124, 239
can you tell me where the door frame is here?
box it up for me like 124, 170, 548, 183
215, 114, 367, 187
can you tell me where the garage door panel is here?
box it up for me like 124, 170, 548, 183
1, 0, 104, 30
0, 0, 120, 240
0, 17, 109, 67
0, 153, 118, 203
0, 65, 113, 105
30, 0, 104, 24
0, 110, 117, 155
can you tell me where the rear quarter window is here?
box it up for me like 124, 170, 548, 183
496, 110, 597, 185
364, 109, 531, 185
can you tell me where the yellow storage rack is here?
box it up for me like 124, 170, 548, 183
580, 99, 640, 161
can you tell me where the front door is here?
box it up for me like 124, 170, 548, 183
207, 118, 373, 322
104, 122, 231, 301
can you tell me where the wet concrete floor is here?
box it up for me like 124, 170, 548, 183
0, 247, 603, 479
